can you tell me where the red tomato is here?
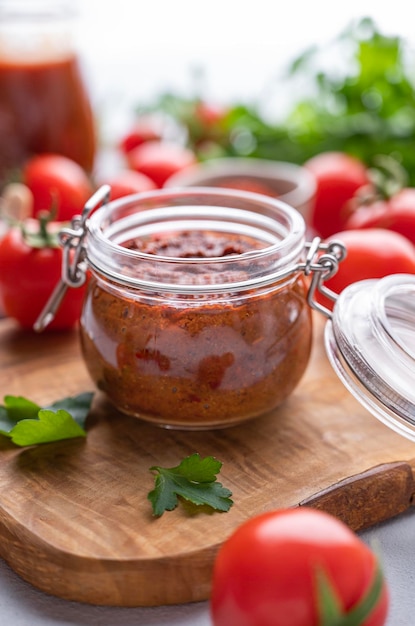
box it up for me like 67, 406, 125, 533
102, 169, 157, 200
319, 228, 415, 310
305, 152, 370, 238
211, 508, 388, 626
345, 187, 415, 245
119, 115, 165, 154
194, 101, 228, 127
126, 141, 197, 188
23, 153, 94, 221
0, 222, 85, 331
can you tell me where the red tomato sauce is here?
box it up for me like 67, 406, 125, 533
0, 53, 96, 180
80, 230, 312, 429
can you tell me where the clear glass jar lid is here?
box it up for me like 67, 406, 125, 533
325, 273, 415, 441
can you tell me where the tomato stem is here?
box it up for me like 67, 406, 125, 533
368, 154, 408, 200
38, 211, 55, 246
317, 564, 385, 626
20, 210, 62, 249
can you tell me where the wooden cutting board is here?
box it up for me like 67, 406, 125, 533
0, 312, 414, 607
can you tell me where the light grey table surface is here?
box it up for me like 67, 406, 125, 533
1, 508, 414, 626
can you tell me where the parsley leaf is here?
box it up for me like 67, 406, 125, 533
0, 396, 41, 431
0, 392, 93, 446
45, 392, 95, 427
9, 409, 87, 446
148, 453, 234, 517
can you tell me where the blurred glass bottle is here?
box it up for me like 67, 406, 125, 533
0, 0, 96, 184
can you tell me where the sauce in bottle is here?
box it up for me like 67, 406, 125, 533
0, 1, 96, 183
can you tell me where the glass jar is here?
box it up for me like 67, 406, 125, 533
34, 190, 415, 439
325, 273, 415, 441
165, 157, 317, 226
0, 0, 96, 183
62, 187, 317, 430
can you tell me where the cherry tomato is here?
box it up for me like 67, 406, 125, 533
0, 220, 85, 331
305, 152, 370, 238
23, 153, 94, 221
126, 141, 197, 188
319, 228, 415, 310
194, 101, 228, 128
102, 169, 157, 200
211, 508, 388, 626
119, 114, 166, 155
345, 187, 415, 245
189, 102, 229, 155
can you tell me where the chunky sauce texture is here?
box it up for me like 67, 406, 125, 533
80, 230, 312, 428
127, 230, 258, 257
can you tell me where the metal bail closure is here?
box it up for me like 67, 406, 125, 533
325, 273, 415, 442
33, 185, 111, 332
303, 237, 347, 318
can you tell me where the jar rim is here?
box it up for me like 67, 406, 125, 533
164, 158, 316, 215
325, 273, 415, 441
85, 187, 306, 293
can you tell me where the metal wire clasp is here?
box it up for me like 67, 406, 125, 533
33, 185, 111, 332
303, 237, 347, 318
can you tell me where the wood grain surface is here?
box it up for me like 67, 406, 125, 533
0, 313, 414, 607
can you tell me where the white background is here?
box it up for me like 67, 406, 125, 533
68, 0, 415, 146
75, 1, 415, 118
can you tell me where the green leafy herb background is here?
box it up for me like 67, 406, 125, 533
142, 18, 415, 184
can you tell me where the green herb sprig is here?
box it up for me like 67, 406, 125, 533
0, 392, 93, 446
148, 453, 234, 517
